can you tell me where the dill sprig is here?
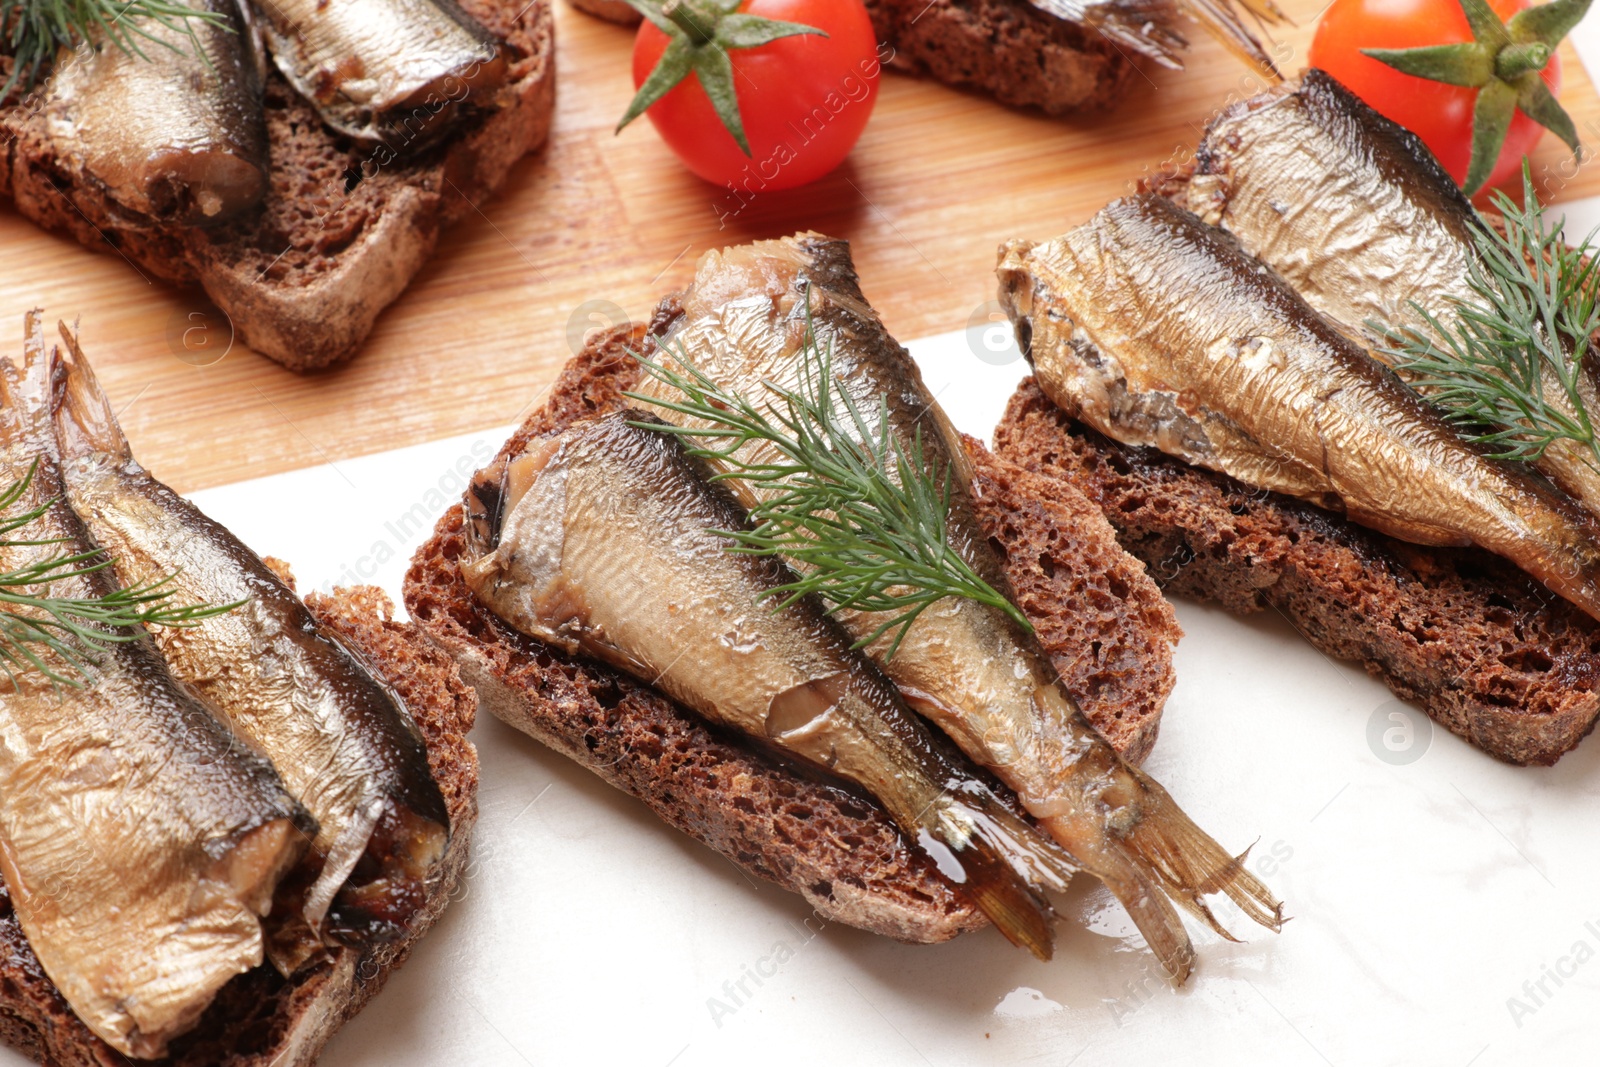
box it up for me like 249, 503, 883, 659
0, 459, 242, 687
1, 0, 227, 98
624, 316, 1032, 659
1378, 164, 1600, 468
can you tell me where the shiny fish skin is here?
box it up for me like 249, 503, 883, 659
251, 0, 506, 148
1185, 69, 1600, 516
998, 193, 1600, 625
0, 319, 310, 1058
630, 234, 1281, 983
50, 328, 448, 964
41, 0, 268, 223
1027, 0, 1285, 76
462, 412, 1078, 960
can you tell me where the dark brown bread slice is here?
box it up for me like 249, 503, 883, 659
402, 320, 1178, 941
865, 0, 1132, 114
563, 0, 1132, 113
0, 0, 554, 371
0, 584, 479, 1067
995, 376, 1600, 766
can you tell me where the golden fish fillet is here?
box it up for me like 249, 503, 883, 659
999, 193, 1600, 624
462, 411, 1079, 960
41, 0, 268, 223
0, 318, 311, 1058
1184, 70, 1600, 518
51, 328, 448, 967
251, 0, 507, 147
630, 234, 1281, 982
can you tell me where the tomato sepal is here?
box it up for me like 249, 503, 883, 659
1360, 41, 1494, 84
1360, 0, 1590, 192
1508, 0, 1589, 44
614, 0, 827, 158
1518, 75, 1579, 149
1468, 78, 1520, 190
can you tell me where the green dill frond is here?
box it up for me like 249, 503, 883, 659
1378, 163, 1600, 468
0, 459, 244, 688
624, 307, 1031, 660
1, 0, 228, 98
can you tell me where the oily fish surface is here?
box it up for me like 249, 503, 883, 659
1186, 70, 1600, 517
0, 403, 305, 1058
999, 195, 1600, 627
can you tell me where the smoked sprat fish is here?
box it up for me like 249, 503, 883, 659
998, 193, 1600, 625
462, 412, 1079, 960
251, 0, 507, 147
41, 0, 269, 222
631, 234, 1282, 982
51, 328, 449, 962
0, 319, 311, 1058
1184, 69, 1600, 517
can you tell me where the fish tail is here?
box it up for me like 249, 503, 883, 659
1077, 0, 1189, 69
1042, 770, 1283, 983
0, 312, 60, 456
1173, 0, 1285, 77
933, 787, 1079, 960
1118, 788, 1284, 932
52, 321, 134, 464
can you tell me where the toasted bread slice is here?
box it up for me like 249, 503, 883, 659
402, 318, 1180, 942
866, 0, 1133, 114
0, 583, 478, 1066
996, 377, 1600, 766
564, 0, 1133, 113
0, 0, 554, 371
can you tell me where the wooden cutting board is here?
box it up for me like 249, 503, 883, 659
2, 0, 1598, 492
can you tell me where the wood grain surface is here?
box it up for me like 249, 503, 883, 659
3, 0, 1598, 492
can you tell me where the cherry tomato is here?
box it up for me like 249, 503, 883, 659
1310, 0, 1560, 191
631, 0, 881, 190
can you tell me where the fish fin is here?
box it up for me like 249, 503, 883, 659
1027, 0, 1189, 68
937, 789, 1079, 960
0, 313, 63, 458
1175, 0, 1285, 78
948, 828, 1058, 960
52, 321, 135, 465
1046, 771, 1284, 983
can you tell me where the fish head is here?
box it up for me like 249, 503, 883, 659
460, 430, 588, 650
463, 433, 565, 559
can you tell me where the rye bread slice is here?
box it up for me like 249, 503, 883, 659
0, 583, 479, 1067
0, 0, 555, 371
995, 377, 1600, 766
562, 0, 1130, 113
865, 0, 1132, 114
402, 319, 1179, 942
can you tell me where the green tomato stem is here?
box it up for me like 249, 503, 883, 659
663, 0, 715, 45
1496, 40, 1554, 78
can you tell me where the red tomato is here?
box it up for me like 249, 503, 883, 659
1310, 0, 1561, 191
631, 0, 881, 190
